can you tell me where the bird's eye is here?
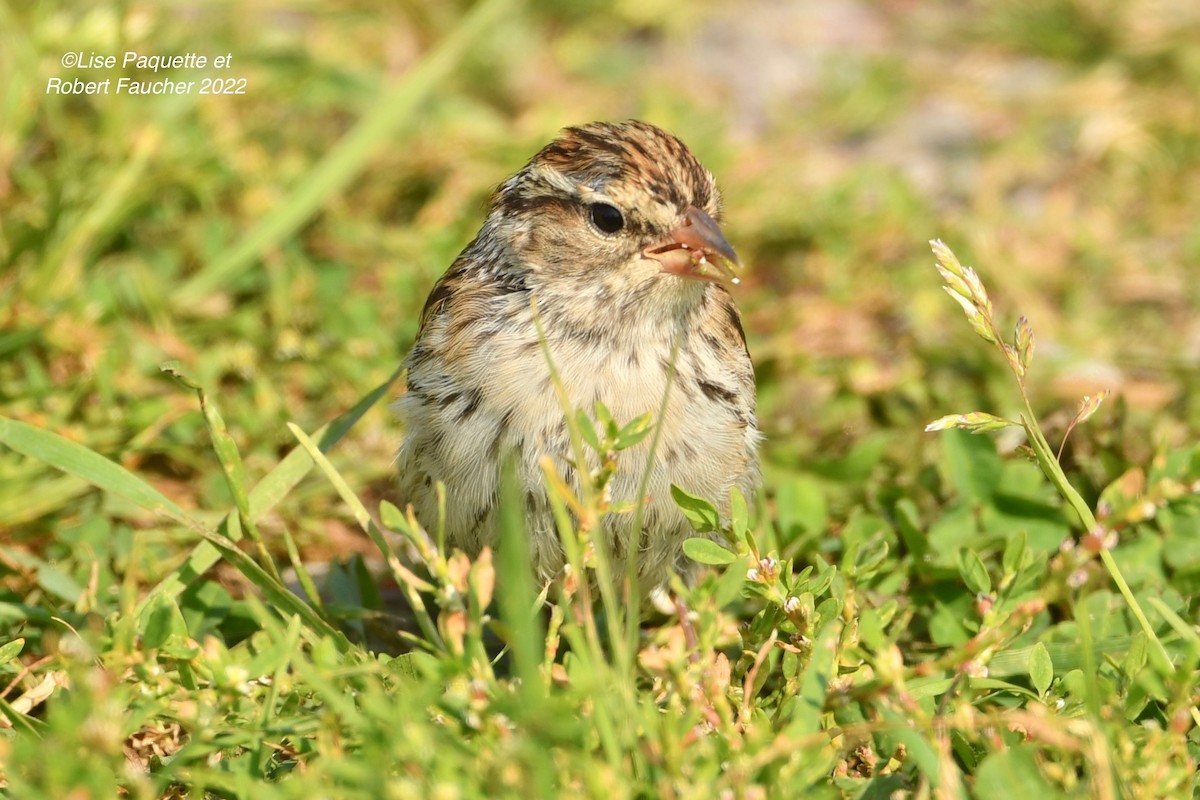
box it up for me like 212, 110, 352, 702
589, 202, 625, 234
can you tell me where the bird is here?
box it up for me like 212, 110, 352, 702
395, 120, 759, 596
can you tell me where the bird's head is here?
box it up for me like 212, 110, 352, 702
489, 120, 741, 290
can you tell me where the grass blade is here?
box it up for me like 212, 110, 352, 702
174, 0, 514, 303
191, 526, 347, 649
0, 415, 196, 527
135, 365, 402, 614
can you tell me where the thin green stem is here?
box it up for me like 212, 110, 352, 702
626, 332, 684, 657
1015, 379, 1175, 683
968, 255, 1181, 697
1019, 413, 1096, 531
530, 300, 635, 686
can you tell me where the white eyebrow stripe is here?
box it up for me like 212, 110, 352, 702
531, 164, 578, 195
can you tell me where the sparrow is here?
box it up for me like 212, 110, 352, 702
396, 120, 759, 594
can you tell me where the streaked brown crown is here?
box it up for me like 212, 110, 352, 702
493, 120, 721, 223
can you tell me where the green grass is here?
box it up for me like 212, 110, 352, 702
3, 0, 1200, 797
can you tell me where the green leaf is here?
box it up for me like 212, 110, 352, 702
178, 580, 234, 641
889, 725, 945, 784
682, 537, 736, 565
975, 745, 1065, 798
989, 636, 1137, 678
593, 401, 616, 439
0, 638, 24, 665
671, 484, 720, 533
575, 409, 600, 452
326, 555, 382, 613
1002, 529, 1029, 577
0, 695, 44, 738
988, 483, 1070, 556
856, 606, 885, 651
804, 566, 834, 598
1122, 632, 1148, 680
929, 594, 973, 645
141, 593, 188, 650
775, 475, 826, 537
379, 500, 408, 532
1162, 508, 1200, 572
0, 415, 194, 526
941, 428, 1002, 503
614, 412, 654, 450
189, 526, 346, 648
785, 618, 841, 737
1147, 597, 1200, 649
1028, 641, 1053, 696
729, 486, 750, 541
907, 676, 1038, 701
849, 538, 889, 580
893, 498, 928, 560
164, 363, 282, 584
925, 503, 978, 566
137, 364, 401, 617
384, 652, 436, 684
712, 555, 750, 607
957, 547, 992, 595
34, 563, 84, 604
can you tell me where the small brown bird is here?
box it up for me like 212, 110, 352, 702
396, 120, 759, 594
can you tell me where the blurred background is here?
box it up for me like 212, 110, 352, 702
2, 0, 1199, 574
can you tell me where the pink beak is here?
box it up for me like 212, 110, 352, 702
643, 206, 742, 285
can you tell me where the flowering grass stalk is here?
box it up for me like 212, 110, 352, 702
924, 240, 1186, 694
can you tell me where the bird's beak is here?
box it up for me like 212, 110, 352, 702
643, 206, 742, 285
